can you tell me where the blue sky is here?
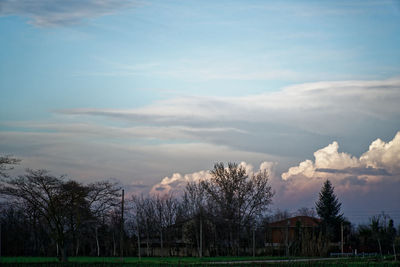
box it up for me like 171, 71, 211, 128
1, 0, 400, 223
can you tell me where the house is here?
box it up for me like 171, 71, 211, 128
265, 216, 321, 247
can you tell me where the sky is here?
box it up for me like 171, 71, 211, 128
1, 0, 400, 224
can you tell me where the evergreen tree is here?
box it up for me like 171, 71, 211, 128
315, 180, 343, 240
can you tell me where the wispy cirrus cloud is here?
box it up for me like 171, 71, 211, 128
59, 77, 400, 129
58, 77, 400, 157
0, 129, 276, 187
79, 50, 361, 82
0, 0, 136, 27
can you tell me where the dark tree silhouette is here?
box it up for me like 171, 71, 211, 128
201, 162, 274, 255
315, 180, 343, 240
0, 169, 120, 261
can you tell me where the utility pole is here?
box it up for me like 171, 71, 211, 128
252, 227, 255, 258
0, 222, 2, 259
120, 189, 124, 260
136, 215, 141, 260
341, 222, 344, 255
285, 220, 290, 257
199, 214, 203, 258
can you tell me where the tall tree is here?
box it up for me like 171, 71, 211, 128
315, 180, 343, 240
183, 181, 208, 256
200, 162, 274, 255
0, 169, 120, 261
369, 212, 397, 256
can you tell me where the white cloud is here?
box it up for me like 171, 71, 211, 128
360, 132, 400, 173
150, 170, 210, 196
58, 77, 400, 157
281, 131, 400, 185
60, 77, 400, 131
275, 132, 400, 223
282, 141, 359, 180
3, 121, 246, 142
2, 78, 400, 222
0, 0, 136, 27
0, 130, 278, 188
209, 133, 391, 223
150, 161, 277, 196
146, 132, 400, 222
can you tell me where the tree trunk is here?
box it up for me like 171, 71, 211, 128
137, 226, 141, 259
160, 229, 163, 257
199, 217, 203, 258
378, 238, 382, 256
95, 226, 100, 257
113, 232, 116, 256
75, 238, 79, 256
146, 229, 150, 257
60, 243, 68, 263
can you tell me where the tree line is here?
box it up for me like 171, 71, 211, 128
0, 156, 399, 261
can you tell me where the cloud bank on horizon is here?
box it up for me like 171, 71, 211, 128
150, 131, 400, 222
151, 131, 400, 196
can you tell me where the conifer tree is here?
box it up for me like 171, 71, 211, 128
315, 180, 343, 240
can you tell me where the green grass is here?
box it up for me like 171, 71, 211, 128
0, 257, 59, 263
0, 256, 398, 266
0, 256, 290, 264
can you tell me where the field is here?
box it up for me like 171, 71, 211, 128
0, 256, 399, 266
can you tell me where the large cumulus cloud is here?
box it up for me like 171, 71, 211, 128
280, 131, 400, 204
148, 132, 400, 223
360, 133, 400, 173
150, 161, 277, 196
282, 131, 400, 180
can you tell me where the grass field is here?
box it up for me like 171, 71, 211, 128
0, 256, 398, 266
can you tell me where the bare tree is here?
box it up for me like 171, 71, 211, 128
153, 193, 178, 256
131, 195, 157, 256
163, 194, 179, 250
370, 212, 396, 257
154, 195, 165, 257
199, 162, 274, 255
183, 181, 208, 256
0, 169, 120, 262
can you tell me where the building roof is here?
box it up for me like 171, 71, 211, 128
268, 216, 321, 228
